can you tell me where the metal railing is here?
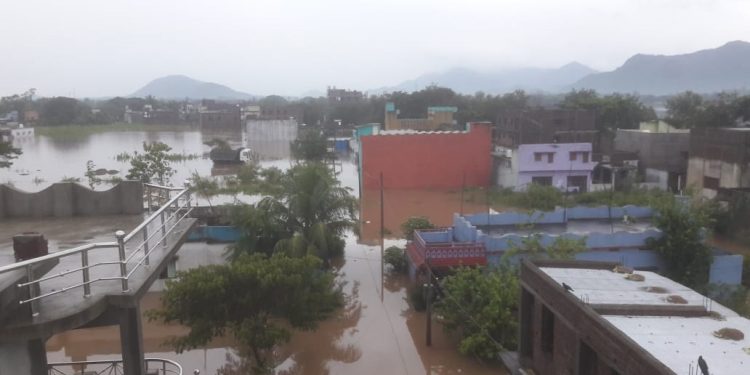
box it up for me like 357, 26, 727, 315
0, 184, 192, 317
48, 357, 183, 375
144, 183, 184, 213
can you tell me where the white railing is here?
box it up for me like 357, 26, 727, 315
48, 357, 184, 375
144, 183, 185, 213
0, 184, 192, 317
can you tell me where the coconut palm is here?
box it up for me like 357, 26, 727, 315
228, 162, 357, 263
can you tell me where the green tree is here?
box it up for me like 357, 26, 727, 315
84, 160, 102, 188
646, 199, 713, 288
290, 129, 329, 162
560, 90, 656, 132
384, 246, 408, 273
125, 141, 175, 185
401, 216, 435, 239
0, 141, 21, 168
506, 234, 586, 260
665, 91, 704, 128
229, 163, 357, 262
149, 253, 341, 374
435, 265, 519, 358
38, 96, 93, 126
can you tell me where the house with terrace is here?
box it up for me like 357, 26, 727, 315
407, 205, 743, 285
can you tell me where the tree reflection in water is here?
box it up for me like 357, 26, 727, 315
216, 281, 363, 375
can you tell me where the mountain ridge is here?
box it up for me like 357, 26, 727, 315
572, 41, 750, 94
371, 63, 598, 95
131, 75, 255, 100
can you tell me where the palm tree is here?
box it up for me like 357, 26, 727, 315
228, 163, 357, 263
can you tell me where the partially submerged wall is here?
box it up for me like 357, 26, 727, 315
0, 181, 143, 219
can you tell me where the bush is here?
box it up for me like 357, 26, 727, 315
384, 246, 408, 273
408, 285, 426, 312
401, 216, 435, 239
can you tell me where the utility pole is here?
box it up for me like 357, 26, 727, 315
380, 172, 385, 302
460, 172, 466, 216
425, 259, 433, 347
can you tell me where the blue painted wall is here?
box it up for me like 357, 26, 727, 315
188, 226, 241, 243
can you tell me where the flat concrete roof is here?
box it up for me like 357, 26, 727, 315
541, 267, 750, 374
481, 219, 654, 236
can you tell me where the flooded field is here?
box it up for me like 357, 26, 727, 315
2, 127, 506, 374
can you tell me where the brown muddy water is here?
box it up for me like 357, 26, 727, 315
2, 128, 506, 374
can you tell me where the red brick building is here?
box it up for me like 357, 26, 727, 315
359, 122, 492, 189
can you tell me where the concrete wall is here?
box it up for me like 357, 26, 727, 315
0, 181, 143, 219
464, 205, 654, 227
246, 119, 298, 141
709, 254, 744, 285
360, 123, 492, 189
615, 129, 689, 172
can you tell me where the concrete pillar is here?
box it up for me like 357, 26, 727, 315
0, 338, 48, 375
119, 306, 145, 375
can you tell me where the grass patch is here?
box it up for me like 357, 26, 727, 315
36, 122, 198, 139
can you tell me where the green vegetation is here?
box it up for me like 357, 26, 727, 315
475, 184, 674, 211
666, 91, 750, 128
125, 141, 175, 185
149, 253, 341, 374
290, 129, 330, 161
36, 123, 194, 139
384, 246, 408, 273
435, 265, 520, 358
646, 199, 714, 288
505, 234, 587, 260
0, 140, 21, 168
227, 162, 357, 263
400, 216, 435, 239
560, 89, 657, 132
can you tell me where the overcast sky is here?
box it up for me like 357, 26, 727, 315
2, 0, 748, 98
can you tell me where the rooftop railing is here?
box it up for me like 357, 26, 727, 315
0, 183, 192, 317
48, 357, 184, 375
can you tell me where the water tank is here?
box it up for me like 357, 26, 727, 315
13, 232, 49, 261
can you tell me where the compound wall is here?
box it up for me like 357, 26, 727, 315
0, 181, 143, 219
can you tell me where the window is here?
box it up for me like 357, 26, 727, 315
704, 176, 719, 190
541, 305, 554, 354
548, 153, 555, 163
582, 152, 589, 163
534, 152, 543, 162
532, 176, 553, 186
570, 152, 577, 161
578, 341, 598, 375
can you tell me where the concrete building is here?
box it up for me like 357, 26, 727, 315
687, 127, 750, 199
495, 109, 604, 156
410, 205, 743, 285
359, 122, 492, 189
384, 102, 458, 131
515, 143, 596, 192
518, 260, 750, 374
327, 86, 364, 103
615, 123, 689, 192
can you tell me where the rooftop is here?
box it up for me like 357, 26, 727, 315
540, 266, 750, 374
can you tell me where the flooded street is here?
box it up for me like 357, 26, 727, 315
2, 128, 505, 374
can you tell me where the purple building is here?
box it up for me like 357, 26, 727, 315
517, 143, 596, 192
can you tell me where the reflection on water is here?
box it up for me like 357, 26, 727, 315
18, 128, 506, 374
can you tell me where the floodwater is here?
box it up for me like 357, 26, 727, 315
2, 128, 506, 374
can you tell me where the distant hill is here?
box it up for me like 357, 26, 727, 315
131, 75, 255, 100
371, 62, 597, 94
573, 41, 750, 95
